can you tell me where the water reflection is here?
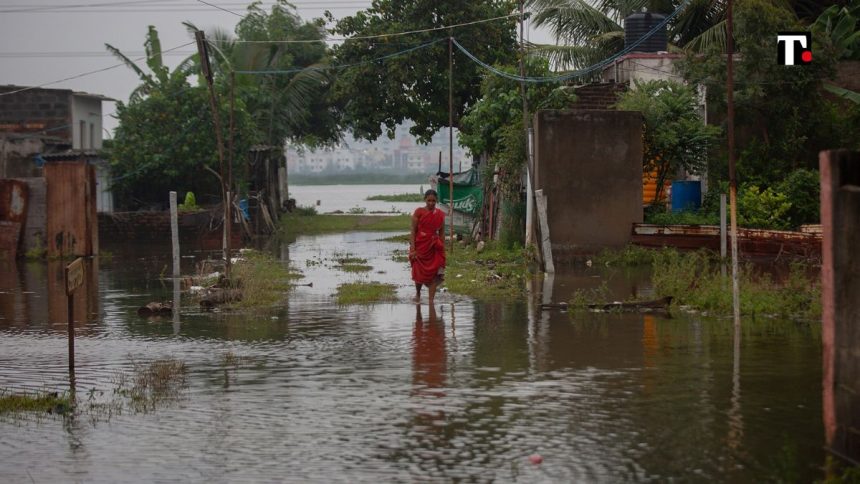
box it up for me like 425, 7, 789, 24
0, 233, 828, 482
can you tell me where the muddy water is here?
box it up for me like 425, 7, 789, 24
0, 232, 823, 482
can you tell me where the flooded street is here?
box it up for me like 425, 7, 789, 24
0, 229, 824, 482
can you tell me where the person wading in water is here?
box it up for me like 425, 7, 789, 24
409, 189, 446, 304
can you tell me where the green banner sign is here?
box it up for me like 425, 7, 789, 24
438, 184, 483, 215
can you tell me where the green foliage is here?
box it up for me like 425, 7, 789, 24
645, 207, 721, 226
229, 1, 341, 147
292, 205, 318, 216
335, 282, 397, 305
444, 241, 532, 300
775, 168, 820, 227
231, 250, 300, 307
366, 193, 424, 202
679, 0, 845, 183
110, 78, 258, 209
0, 389, 70, 414
737, 185, 793, 230
811, 2, 860, 61
651, 249, 821, 319
594, 244, 660, 267
615, 79, 720, 193
178, 191, 199, 212
328, 0, 518, 143
279, 213, 411, 239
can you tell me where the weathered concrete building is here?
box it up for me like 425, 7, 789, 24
533, 110, 644, 258
0, 85, 113, 255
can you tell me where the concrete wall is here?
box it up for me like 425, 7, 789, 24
820, 149, 860, 464
98, 211, 242, 251
71, 95, 103, 150
0, 87, 72, 140
534, 110, 643, 258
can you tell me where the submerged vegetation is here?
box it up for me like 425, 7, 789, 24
366, 193, 424, 202
591, 246, 822, 320
0, 389, 70, 414
336, 282, 397, 305
114, 358, 188, 413
230, 250, 302, 308
444, 241, 533, 300
279, 213, 410, 240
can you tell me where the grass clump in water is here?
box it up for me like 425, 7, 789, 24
366, 193, 424, 202
114, 358, 187, 413
0, 389, 71, 414
333, 253, 372, 273
594, 244, 659, 267
336, 281, 397, 305
279, 213, 410, 240
651, 249, 821, 320
231, 250, 302, 308
445, 241, 532, 300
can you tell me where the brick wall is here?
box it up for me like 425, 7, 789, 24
98, 210, 242, 251
0, 87, 72, 141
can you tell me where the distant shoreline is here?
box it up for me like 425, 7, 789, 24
288, 173, 430, 185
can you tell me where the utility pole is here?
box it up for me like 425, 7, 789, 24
519, 0, 535, 248
726, 0, 740, 328
448, 35, 455, 250
195, 30, 230, 278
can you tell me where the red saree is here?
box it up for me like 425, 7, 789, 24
411, 207, 446, 285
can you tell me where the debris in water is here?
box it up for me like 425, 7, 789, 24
529, 454, 543, 465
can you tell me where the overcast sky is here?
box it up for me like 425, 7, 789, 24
0, 0, 553, 136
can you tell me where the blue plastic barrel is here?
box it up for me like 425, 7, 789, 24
670, 180, 702, 212
238, 199, 250, 220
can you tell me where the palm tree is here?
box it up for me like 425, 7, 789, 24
105, 25, 196, 101
525, 0, 728, 71
182, 1, 340, 147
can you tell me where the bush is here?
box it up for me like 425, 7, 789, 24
775, 168, 820, 228
738, 185, 792, 230
292, 205, 317, 216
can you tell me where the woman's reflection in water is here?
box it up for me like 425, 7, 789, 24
412, 304, 447, 422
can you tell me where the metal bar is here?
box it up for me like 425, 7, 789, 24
448, 36, 454, 250
726, 0, 740, 328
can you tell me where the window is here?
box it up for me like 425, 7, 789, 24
79, 120, 86, 149
89, 123, 94, 149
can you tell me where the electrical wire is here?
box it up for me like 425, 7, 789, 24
234, 37, 446, 74
229, 13, 521, 43
454, 0, 691, 83
0, 41, 196, 97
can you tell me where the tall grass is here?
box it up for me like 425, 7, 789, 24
231, 250, 302, 308
651, 249, 821, 320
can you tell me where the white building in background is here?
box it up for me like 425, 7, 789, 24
286, 122, 473, 175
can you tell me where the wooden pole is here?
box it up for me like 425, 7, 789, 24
727, 0, 740, 328
170, 191, 179, 278
535, 189, 554, 274
448, 36, 454, 249
195, 30, 230, 277
519, 0, 535, 248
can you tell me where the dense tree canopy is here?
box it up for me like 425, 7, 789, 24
327, 0, 520, 143
110, 76, 258, 209
679, 0, 856, 185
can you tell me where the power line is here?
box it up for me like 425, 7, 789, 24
235, 38, 446, 75
453, 0, 690, 84
0, 41, 197, 97
195, 0, 243, 18
230, 13, 521, 43
0, 0, 171, 13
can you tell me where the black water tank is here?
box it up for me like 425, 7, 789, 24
624, 11, 668, 53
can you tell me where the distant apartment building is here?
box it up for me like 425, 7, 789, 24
286, 124, 472, 175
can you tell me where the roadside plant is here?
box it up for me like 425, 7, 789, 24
615, 79, 721, 201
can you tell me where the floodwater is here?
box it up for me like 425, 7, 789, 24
289, 183, 427, 214
0, 231, 824, 482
